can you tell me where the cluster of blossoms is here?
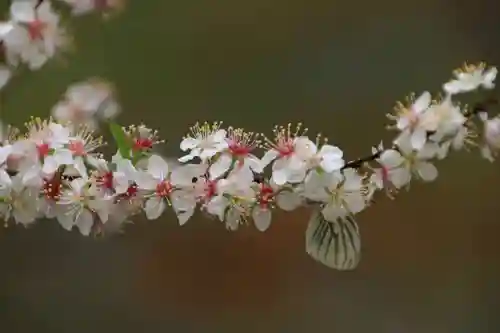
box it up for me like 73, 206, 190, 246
0, 0, 122, 80
0, 1, 499, 270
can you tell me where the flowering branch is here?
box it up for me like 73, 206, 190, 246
342, 96, 499, 171
0, 2, 499, 271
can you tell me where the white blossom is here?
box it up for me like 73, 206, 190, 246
392, 91, 431, 150
4, 0, 70, 69
52, 79, 120, 129
208, 127, 262, 180
444, 63, 497, 95
179, 122, 228, 163
380, 133, 439, 189
303, 169, 367, 222
0, 173, 39, 225
57, 178, 110, 235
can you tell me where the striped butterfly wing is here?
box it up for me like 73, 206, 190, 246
305, 209, 361, 270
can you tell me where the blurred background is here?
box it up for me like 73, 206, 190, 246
1, 0, 500, 332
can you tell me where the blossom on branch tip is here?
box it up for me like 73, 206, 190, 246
444, 62, 497, 95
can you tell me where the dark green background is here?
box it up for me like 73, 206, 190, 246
1, 1, 500, 332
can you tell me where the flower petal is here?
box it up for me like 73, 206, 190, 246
252, 207, 272, 232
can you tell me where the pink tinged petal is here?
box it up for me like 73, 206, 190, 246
252, 207, 272, 232
416, 162, 438, 182
209, 153, 232, 180
76, 209, 94, 236
144, 197, 165, 220
180, 137, 199, 151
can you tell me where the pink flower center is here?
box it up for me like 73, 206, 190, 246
381, 166, 389, 183
125, 184, 138, 197
69, 140, 86, 156
258, 184, 274, 208
204, 180, 217, 199
43, 176, 62, 201
276, 139, 294, 157
36, 143, 50, 159
27, 20, 46, 41
133, 138, 153, 151
99, 171, 114, 190
228, 142, 250, 157
156, 181, 172, 197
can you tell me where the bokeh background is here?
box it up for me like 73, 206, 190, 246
1, 0, 500, 332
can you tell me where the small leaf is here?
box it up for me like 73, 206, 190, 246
109, 122, 132, 160
305, 208, 361, 270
